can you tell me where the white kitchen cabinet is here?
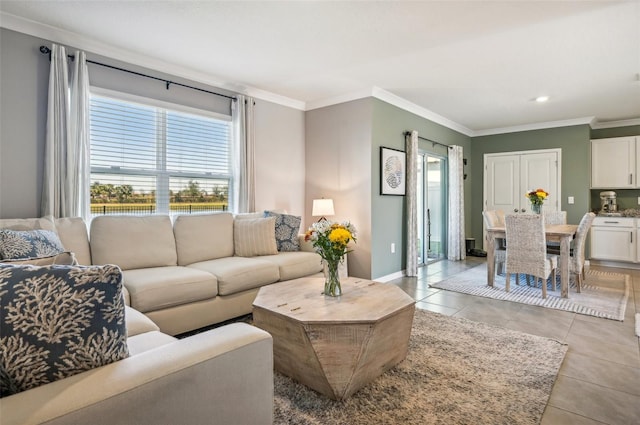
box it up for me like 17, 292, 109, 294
591, 136, 639, 188
590, 217, 635, 262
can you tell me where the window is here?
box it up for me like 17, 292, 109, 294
89, 92, 232, 216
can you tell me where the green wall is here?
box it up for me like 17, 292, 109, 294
370, 99, 471, 278
470, 125, 591, 249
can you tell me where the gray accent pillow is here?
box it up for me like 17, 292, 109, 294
264, 211, 301, 252
0, 229, 65, 260
0, 263, 128, 397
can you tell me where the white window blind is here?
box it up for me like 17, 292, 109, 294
89, 94, 232, 215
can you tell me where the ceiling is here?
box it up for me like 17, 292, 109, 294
1, 0, 639, 135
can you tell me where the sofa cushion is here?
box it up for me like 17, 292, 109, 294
54, 217, 92, 265
234, 217, 278, 257
173, 213, 234, 265
122, 266, 218, 313
127, 331, 177, 356
0, 252, 77, 266
188, 257, 280, 296
0, 229, 65, 260
0, 263, 128, 397
125, 306, 160, 337
260, 251, 323, 281
264, 211, 302, 252
90, 215, 177, 270
234, 212, 264, 220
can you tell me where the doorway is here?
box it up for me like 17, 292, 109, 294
417, 152, 447, 265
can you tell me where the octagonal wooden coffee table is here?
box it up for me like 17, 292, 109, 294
252, 276, 415, 400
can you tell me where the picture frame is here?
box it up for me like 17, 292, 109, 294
380, 147, 406, 196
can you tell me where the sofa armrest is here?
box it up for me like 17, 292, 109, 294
0, 323, 273, 425
298, 234, 316, 253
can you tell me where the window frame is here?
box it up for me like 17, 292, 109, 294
89, 87, 234, 216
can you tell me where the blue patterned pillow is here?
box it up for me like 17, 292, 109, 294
0, 229, 65, 260
264, 211, 301, 252
0, 263, 128, 397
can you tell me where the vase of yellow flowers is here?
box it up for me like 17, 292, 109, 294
526, 188, 549, 214
305, 220, 357, 297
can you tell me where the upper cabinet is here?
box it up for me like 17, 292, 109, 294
591, 136, 640, 188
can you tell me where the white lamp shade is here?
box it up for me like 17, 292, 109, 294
312, 199, 335, 217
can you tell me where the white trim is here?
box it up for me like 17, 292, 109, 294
374, 269, 406, 283
591, 118, 640, 130
0, 12, 305, 111
372, 87, 474, 136
91, 87, 232, 122
474, 117, 596, 137
304, 87, 375, 111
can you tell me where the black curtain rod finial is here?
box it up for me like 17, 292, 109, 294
39, 46, 51, 55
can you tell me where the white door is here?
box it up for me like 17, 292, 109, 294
485, 154, 520, 215
520, 152, 559, 213
483, 149, 561, 249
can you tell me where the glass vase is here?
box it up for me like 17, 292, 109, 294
323, 259, 342, 297
531, 203, 542, 214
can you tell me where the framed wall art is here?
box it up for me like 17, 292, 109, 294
380, 147, 406, 196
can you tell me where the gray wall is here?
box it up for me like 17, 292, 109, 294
305, 99, 373, 279
305, 98, 472, 279
470, 125, 592, 249
0, 28, 306, 219
0, 28, 50, 218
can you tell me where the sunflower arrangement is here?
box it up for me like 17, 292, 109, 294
304, 220, 357, 296
525, 188, 549, 206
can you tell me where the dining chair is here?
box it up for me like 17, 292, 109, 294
505, 214, 558, 298
544, 210, 567, 255
482, 210, 506, 275
569, 212, 596, 293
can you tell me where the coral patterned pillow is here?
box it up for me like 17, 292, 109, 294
0, 263, 129, 397
264, 211, 301, 252
0, 229, 65, 260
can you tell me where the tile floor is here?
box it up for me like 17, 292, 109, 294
388, 258, 640, 425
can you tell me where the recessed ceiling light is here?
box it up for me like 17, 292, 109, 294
535, 96, 549, 103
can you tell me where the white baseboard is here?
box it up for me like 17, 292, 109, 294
374, 270, 406, 283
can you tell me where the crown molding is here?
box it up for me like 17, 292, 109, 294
304, 87, 375, 111
472, 117, 596, 137
591, 118, 640, 130
0, 12, 306, 110
305, 86, 474, 137
370, 87, 474, 136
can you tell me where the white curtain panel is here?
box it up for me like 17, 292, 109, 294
41, 44, 70, 218
447, 145, 466, 260
405, 131, 419, 277
68, 51, 91, 220
232, 95, 256, 213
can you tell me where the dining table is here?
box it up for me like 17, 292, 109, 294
485, 223, 579, 298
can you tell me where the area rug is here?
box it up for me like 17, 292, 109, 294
274, 309, 567, 425
429, 264, 629, 321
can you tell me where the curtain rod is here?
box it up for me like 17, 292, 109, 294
39, 46, 237, 102
404, 131, 451, 149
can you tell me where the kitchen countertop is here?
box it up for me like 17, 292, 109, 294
596, 209, 640, 217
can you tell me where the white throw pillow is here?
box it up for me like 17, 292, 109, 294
234, 217, 278, 257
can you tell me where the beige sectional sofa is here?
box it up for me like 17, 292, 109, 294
1, 307, 274, 425
89, 212, 322, 335
0, 212, 322, 424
